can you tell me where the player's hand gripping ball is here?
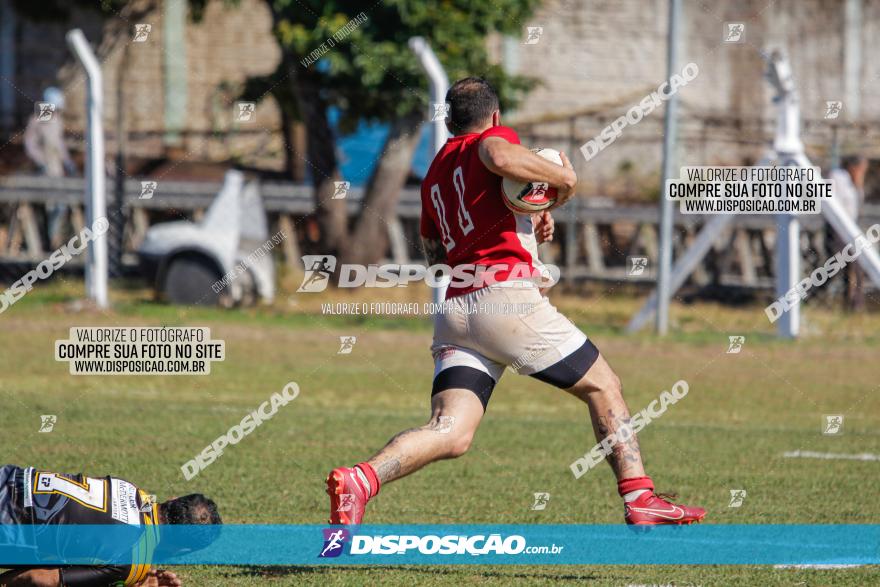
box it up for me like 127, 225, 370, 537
501, 147, 562, 213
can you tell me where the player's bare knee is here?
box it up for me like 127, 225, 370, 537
422, 414, 473, 458
568, 369, 622, 401
446, 430, 474, 458
605, 371, 623, 397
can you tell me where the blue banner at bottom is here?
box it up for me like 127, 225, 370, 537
0, 525, 878, 566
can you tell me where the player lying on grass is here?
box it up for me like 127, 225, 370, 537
328, 77, 705, 526
0, 465, 221, 586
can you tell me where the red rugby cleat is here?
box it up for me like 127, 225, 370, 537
326, 467, 370, 525
625, 492, 706, 525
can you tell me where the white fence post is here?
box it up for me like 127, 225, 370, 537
67, 29, 108, 309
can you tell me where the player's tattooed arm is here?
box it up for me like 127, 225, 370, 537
421, 237, 447, 266
479, 137, 577, 195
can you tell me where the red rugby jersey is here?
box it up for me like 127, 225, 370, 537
419, 125, 539, 298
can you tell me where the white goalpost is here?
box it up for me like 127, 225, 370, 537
410, 37, 450, 305
66, 28, 108, 309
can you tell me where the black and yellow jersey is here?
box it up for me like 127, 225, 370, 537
1, 465, 159, 586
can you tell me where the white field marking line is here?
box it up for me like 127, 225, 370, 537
783, 450, 880, 461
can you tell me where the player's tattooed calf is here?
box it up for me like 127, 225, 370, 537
375, 458, 402, 482
598, 410, 642, 476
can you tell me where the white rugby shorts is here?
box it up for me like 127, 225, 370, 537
431, 282, 591, 386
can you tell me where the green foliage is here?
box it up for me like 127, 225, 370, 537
269, 0, 540, 130
239, 64, 300, 120
16, 0, 540, 130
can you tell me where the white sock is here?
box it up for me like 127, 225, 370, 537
623, 489, 650, 502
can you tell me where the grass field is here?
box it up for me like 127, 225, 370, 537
2, 280, 879, 586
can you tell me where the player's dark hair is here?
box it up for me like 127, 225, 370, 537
162, 493, 221, 525
445, 77, 500, 135
160, 494, 222, 551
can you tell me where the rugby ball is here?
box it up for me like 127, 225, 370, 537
501, 147, 562, 213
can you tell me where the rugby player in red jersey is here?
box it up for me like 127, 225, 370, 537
327, 77, 705, 526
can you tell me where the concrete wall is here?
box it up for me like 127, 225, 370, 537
499, 0, 880, 198
3, 0, 284, 172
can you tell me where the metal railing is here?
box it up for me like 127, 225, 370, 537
1, 174, 877, 294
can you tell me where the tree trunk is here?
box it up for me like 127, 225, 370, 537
279, 105, 295, 179
342, 110, 423, 265
288, 72, 348, 255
